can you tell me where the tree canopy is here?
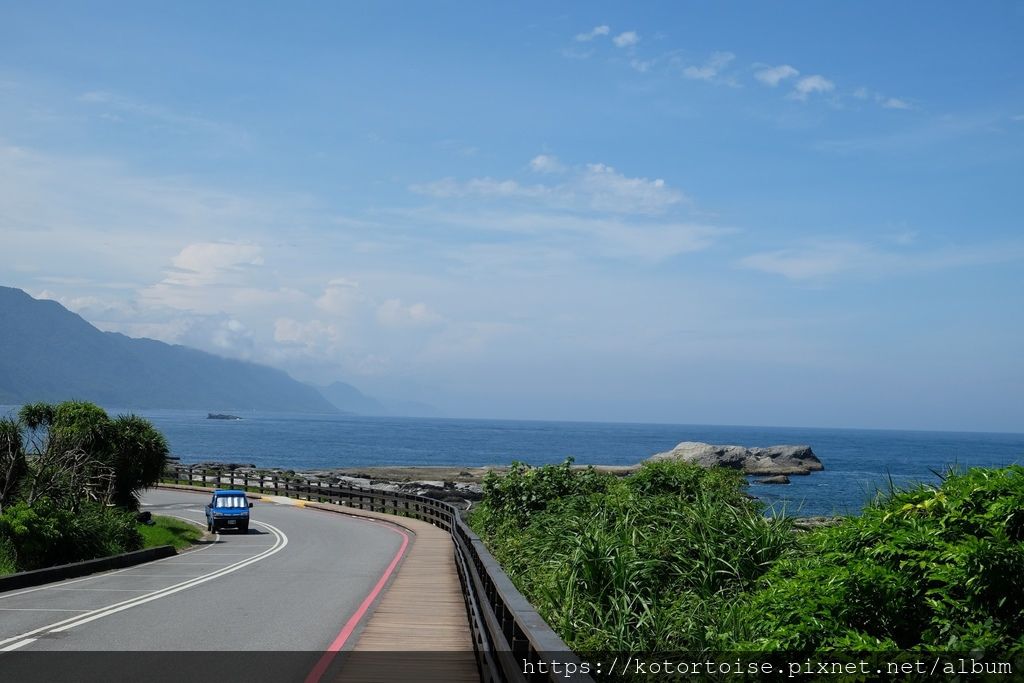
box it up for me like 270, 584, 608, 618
2, 401, 169, 511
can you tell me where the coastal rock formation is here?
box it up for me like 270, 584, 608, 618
755, 475, 791, 485
648, 441, 823, 476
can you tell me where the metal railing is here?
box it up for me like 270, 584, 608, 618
163, 465, 592, 683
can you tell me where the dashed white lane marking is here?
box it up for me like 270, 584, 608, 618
105, 574, 208, 578
0, 520, 287, 648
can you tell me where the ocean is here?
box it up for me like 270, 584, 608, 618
5, 406, 1023, 517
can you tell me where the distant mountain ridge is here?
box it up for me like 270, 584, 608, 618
314, 381, 443, 418
0, 286, 337, 413
316, 381, 388, 415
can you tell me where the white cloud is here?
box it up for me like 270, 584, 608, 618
529, 154, 565, 174
138, 241, 310, 316
739, 239, 1024, 280
754, 64, 799, 87
880, 96, 911, 110
406, 208, 724, 262
77, 90, 249, 148
612, 31, 639, 48
629, 58, 654, 73
682, 51, 736, 82
315, 278, 366, 317
165, 242, 264, 287
376, 299, 442, 328
791, 75, 835, 101
274, 317, 342, 351
411, 159, 686, 215
410, 177, 548, 200
576, 163, 684, 214
136, 241, 305, 315
0, 142, 279, 260
183, 316, 255, 355
575, 25, 610, 42
739, 242, 867, 279
853, 86, 870, 99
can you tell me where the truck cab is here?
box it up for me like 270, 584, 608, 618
205, 489, 253, 533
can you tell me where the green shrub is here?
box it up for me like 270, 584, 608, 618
739, 465, 1024, 654
0, 498, 142, 571
0, 535, 19, 575
473, 459, 615, 535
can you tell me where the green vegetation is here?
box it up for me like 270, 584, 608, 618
0, 498, 142, 572
469, 459, 1024, 656
469, 459, 794, 652
740, 465, 1024, 655
138, 515, 203, 551
0, 401, 169, 573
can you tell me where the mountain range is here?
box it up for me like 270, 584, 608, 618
0, 286, 432, 416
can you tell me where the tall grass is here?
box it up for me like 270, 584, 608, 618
471, 460, 1024, 657
469, 459, 795, 652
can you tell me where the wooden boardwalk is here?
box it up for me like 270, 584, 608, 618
303, 503, 480, 683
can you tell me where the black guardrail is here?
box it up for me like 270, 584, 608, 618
163, 465, 591, 683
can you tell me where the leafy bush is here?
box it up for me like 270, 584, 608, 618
472, 458, 614, 536
0, 498, 142, 571
0, 535, 18, 574
739, 465, 1024, 654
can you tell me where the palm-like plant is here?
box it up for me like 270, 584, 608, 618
109, 414, 169, 509
15, 401, 168, 510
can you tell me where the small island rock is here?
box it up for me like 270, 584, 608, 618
648, 441, 823, 476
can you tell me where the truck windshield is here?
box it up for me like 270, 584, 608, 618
214, 496, 247, 508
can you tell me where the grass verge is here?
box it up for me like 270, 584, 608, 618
138, 515, 203, 551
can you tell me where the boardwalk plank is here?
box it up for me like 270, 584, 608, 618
301, 504, 480, 683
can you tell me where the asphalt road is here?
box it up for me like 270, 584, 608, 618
0, 488, 408, 682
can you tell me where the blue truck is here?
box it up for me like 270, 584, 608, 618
205, 489, 253, 533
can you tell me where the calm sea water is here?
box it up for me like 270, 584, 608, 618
5, 406, 1022, 517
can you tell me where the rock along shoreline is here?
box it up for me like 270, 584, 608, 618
189, 440, 825, 510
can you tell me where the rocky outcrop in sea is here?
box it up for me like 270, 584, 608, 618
647, 441, 824, 476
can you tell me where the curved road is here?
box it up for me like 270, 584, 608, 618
0, 488, 408, 682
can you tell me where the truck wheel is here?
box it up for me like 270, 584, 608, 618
240, 521, 249, 533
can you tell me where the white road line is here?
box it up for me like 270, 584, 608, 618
0, 608, 90, 612
51, 588, 151, 592
0, 531, 217, 602
193, 553, 258, 556
105, 574, 208, 578
0, 520, 287, 648
0, 638, 36, 652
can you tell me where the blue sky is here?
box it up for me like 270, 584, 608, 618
2, 2, 1022, 431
